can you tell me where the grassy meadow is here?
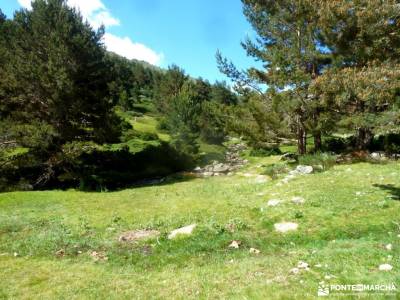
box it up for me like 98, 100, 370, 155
0, 155, 399, 299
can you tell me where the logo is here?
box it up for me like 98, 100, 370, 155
318, 282, 329, 297
317, 282, 397, 297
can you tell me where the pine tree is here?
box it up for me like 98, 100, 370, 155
0, 0, 123, 187
2, 0, 121, 144
314, 0, 400, 149
218, 0, 331, 154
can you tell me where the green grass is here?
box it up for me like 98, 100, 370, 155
1, 158, 399, 299
116, 108, 171, 142
198, 142, 226, 165
131, 115, 170, 142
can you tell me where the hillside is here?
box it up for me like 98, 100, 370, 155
1, 156, 399, 299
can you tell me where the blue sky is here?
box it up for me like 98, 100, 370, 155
0, 0, 260, 83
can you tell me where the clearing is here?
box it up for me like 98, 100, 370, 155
0, 156, 399, 299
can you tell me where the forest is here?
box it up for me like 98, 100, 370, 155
0, 1, 399, 299
1, 0, 399, 192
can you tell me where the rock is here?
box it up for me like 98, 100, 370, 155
274, 222, 298, 233
243, 173, 254, 177
379, 264, 393, 271
213, 164, 230, 173
289, 267, 300, 275
194, 166, 202, 172
267, 199, 281, 207
202, 172, 214, 177
297, 261, 309, 270
296, 165, 313, 174
292, 196, 305, 204
228, 240, 241, 249
255, 175, 268, 183
385, 244, 393, 251
168, 224, 197, 239
281, 153, 298, 161
118, 229, 160, 242
371, 152, 384, 159
249, 248, 261, 254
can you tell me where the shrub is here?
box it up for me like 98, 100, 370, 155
263, 162, 290, 179
121, 129, 158, 142
66, 141, 194, 191
370, 133, 400, 154
250, 147, 282, 157
322, 136, 356, 153
298, 152, 337, 171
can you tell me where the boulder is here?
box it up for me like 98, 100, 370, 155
274, 222, 298, 233
297, 261, 309, 270
213, 163, 230, 173
228, 240, 241, 249
379, 264, 393, 271
371, 152, 381, 159
202, 172, 214, 177
255, 175, 268, 183
281, 152, 298, 161
168, 224, 197, 239
292, 196, 305, 204
296, 165, 313, 174
249, 248, 260, 254
267, 199, 281, 207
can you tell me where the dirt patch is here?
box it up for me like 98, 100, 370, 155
118, 229, 160, 242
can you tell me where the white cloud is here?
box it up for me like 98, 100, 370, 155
103, 33, 164, 66
88, 11, 120, 28
17, 0, 164, 65
18, 0, 32, 9
66, 0, 105, 17
17, 0, 120, 28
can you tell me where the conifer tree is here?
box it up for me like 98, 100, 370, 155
314, 0, 400, 149
219, 0, 331, 154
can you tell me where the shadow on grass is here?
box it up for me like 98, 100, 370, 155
373, 184, 400, 201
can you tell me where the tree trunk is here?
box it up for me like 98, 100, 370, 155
313, 131, 322, 152
356, 128, 373, 150
297, 126, 307, 155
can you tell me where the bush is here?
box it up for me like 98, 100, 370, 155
370, 133, 400, 154
322, 136, 356, 153
263, 162, 290, 179
298, 152, 337, 171
61, 141, 194, 191
250, 147, 282, 157
121, 129, 158, 142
